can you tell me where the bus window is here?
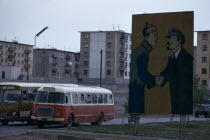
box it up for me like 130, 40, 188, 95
91, 94, 97, 104
66, 93, 71, 104
22, 90, 27, 100
47, 92, 65, 104
107, 94, 113, 104
0, 90, 3, 102
28, 88, 37, 101
79, 93, 85, 104
35, 91, 48, 103
4, 90, 21, 102
85, 94, 91, 104
72, 93, 78, 104
103, 94, 108, 104
98, 94, 103, 104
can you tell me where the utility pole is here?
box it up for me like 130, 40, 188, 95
100, 49, 103, 87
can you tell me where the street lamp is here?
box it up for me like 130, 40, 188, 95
34, 26, 48, 48
33, 26, 48, 79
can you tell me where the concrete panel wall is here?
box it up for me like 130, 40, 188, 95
89, 32, 106, 78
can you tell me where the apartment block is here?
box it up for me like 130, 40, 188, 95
79, 31, 131, 84
0, 40, 33, 81
195, 31, 210, 88
33, 49, 79, 83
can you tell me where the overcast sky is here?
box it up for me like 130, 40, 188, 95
0, 0, 209, 52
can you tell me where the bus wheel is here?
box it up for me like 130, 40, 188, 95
66, 115, 74, 127
92, 114, 104, 125
37, 121, 45, 128
1, 120, 9, 126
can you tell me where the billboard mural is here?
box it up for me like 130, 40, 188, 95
129, 11, 194, 114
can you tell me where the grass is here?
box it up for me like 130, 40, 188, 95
64, 120, 210, 140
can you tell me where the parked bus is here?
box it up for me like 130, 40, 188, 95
31, 85, 114, 128
0, 82, 77, 126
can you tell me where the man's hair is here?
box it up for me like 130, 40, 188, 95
142, 22, 157, 38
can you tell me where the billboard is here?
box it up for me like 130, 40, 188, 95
129, 11, 194, 114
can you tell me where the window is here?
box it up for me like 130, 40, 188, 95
107, 33, 112, 38
72, 93, 78, 104
202, 68, 207, 74
84, 52, 88, 57
91, 94, 97, 104
1, 58, 3, 62
98, 94, 103, 104
2, 71, 5, 79
202, 34, 208, 40
103, 94, 107, 104
84, 43, 88, 48
120, 70, 124, 76
106, 52, 111, 57
125, 71, 127, 76
107, 61, 111, 66
107, 70, 111, 75
66, 93, 71, 104
84, 70, 88, 75
84, 60, 88, 66
84, 33, 89, 39
107, 42, 111, 48
79, 93, 85, 104
85, 94, 91, 104
202, 57, 207, 63
202, 45, 207, 51
107, 94, 113, 104
202, 80, 207, 85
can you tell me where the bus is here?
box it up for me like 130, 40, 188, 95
0, 82, 77, 126
31, 85, 114, 128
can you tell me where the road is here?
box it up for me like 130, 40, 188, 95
0, 115, 209, 137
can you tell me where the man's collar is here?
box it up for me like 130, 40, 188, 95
172, 47, 181, 59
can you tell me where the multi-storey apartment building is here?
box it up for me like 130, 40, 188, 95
0, 40, 33, 80
79, 31, 131, 84
195, 31, 210, 88
33, 49, 79, 83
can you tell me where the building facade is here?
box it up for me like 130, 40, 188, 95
33, 49, 79, 83
195, 31, 210, 89
79, 31, 131, 84
0, 40, 33, 81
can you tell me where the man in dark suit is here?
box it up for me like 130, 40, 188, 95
129, 23, 158, 114
157, 28, 193, 115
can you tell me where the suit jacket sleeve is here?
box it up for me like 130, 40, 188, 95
160, 57, 170, 86
137, 53, 155, 89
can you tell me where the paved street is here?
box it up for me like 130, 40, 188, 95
0, 115, 209, 137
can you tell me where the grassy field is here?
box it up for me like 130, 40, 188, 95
65, 120, 210, 140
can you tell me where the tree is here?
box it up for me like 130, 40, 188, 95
193, 75, 209, 109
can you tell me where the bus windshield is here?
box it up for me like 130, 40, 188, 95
35, 91, 65, 104
47, 92, 65, 104
0, 90, 3, 102
4, 90, 21, 102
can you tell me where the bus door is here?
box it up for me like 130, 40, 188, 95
18, 88, 33, 118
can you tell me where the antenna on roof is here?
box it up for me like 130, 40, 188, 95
112, 24, 115, 31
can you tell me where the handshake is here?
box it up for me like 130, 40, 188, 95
155, 76, 164, 87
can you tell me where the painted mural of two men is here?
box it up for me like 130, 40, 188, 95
129, 23, 193, 115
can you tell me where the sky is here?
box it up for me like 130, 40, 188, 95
0, 0, 209, 52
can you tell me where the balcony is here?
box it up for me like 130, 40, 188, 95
8, 47, 15, 52
120, 47, 127, 52
24, 49, 31, 54
119, 65, 127, 70
66, 55, 71, 61
52, 54, 57, 59
120, 56, 127, 61
120, 34, 128, 44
